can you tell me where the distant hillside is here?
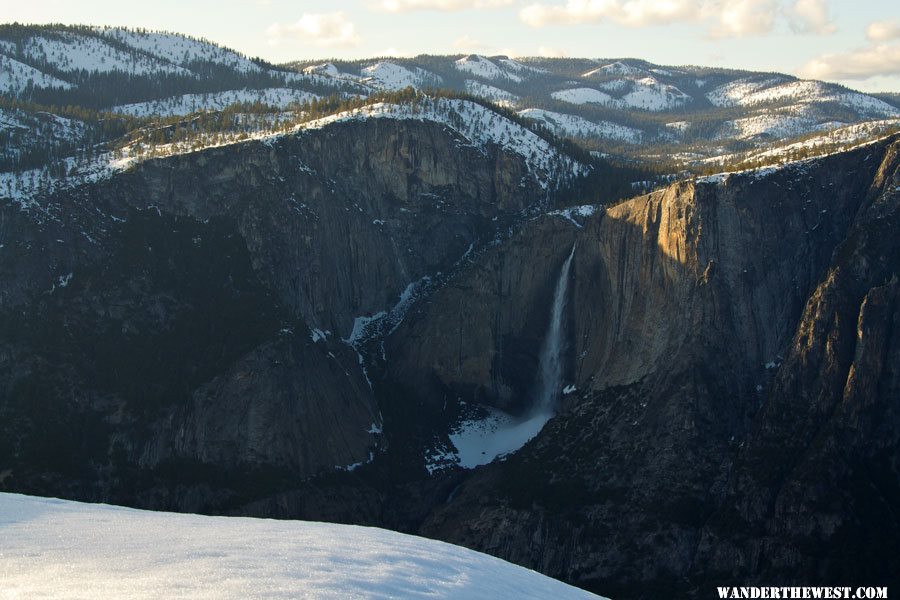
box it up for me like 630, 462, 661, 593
1, 23, 898, 179
874, 92, 900, 109
288, 54, 898, 153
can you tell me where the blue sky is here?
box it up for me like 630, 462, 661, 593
3, 0, 899, 92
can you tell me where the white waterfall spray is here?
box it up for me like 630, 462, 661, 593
435, 242, 577, 471
534, 242, 577, 415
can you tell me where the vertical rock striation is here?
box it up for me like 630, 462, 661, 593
413, 137, 900, 598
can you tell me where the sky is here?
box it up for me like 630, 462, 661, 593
2, 0, 898, 92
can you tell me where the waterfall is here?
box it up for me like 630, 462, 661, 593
443, 242, 577, 470
533, 242, 576, 415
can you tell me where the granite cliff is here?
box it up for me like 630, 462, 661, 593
1, 103, 897, 598
411, 138, 900, 597
0, 107, 561, 504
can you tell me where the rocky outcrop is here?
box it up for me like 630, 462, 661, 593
2, 107, 898, 599
141, 336, 378, 475
386, 217, 581, 412
696, 142, 900, 588
32, 118, 546, 333
411, 138, 900, 598
0, 115, 551, 498
391, 141, 883, 413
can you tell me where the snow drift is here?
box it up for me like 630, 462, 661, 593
0, 493, 604, 599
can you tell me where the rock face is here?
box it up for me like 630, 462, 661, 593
392, 146, 881, 413
1, 109, 898, 599
408, 138, 900, 597
0, 116, 550, 503
696, 143, 900, 588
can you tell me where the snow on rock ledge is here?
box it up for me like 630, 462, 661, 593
549, 204, 598, 228
0, 493, 605, 599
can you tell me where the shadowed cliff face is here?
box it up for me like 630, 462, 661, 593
0, 117, 552, 503
390, 142, 883, 415
409, 138, 900, 598
696, 142, 900, 588
1, 113, 898, 599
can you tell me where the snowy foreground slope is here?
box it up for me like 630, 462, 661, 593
0, 493, 604, 599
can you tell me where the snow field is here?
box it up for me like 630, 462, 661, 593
360, 62, 441, 91
518, 108, 642, 143
97, 28, 264, 73
0, 492, 604, 599
455, 55, 523, 83
20, 33, 189, 76
113, 88, 321, 117
0, 54, 73, 94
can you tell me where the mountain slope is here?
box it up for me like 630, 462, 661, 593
1, 24, 899, 600
1, 91, 898, 600
0, 24, 358, 109
0, 95, 583, 506
291, 54, 898, 158
409, 136, 900, 598
1, 25, 897, 178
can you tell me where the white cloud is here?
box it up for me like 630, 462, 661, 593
707, 0, 777, 37
537, 45, 568, 57
379, 47, 416, 57
453, 34, 492, 51
452, 36, 523, 56
520, 0, 834, 37
520, 0, 700, 28
786, 0, 835, 34
372, 0, 513, 11
866, 19, 900, 42
799, 16, 900, 81
799, 42, 900, 81
266, 12, 361, 48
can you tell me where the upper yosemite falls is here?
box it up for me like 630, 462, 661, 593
1, 20, 899, 600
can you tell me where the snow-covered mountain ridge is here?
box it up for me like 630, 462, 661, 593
1, 95, 587, 204
0, 24, 359, 106
1, 23, 898, 185
290, 54, 898, 162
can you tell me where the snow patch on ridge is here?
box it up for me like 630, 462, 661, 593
552, 80, 689, 111
552, 87, 615, 106
707, 78, 899, 119
582, 61, 646, 78
0, 55, 74, 94
112, 88, 320, 117
465, 80, 519, 106
518, 108, 642, 143
455, 55, 523, 83
360, 61, 441, 91
20, 33, 189, 76
1, 152, 138, 210
97, 27, 263, 73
